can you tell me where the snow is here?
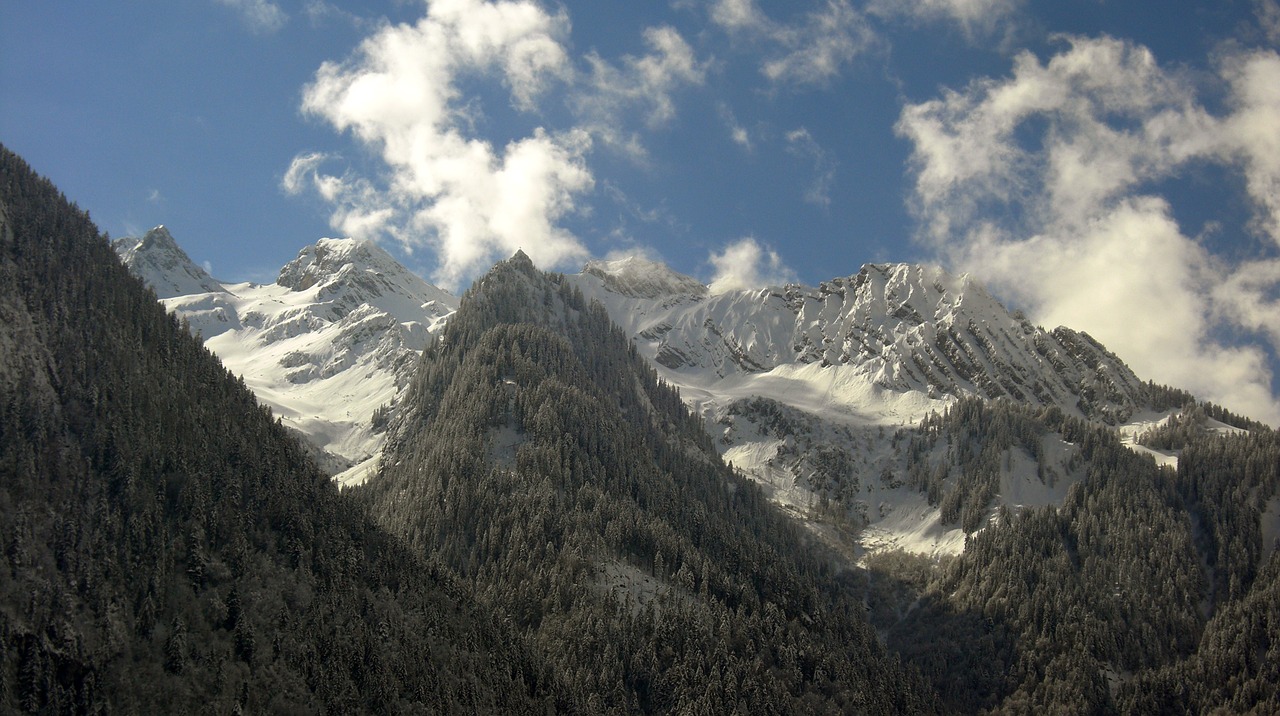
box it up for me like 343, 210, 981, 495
859, 496, 968, 558
114, 226, 224, 299
117, 231, 457, 480
569, 258, 1146, 559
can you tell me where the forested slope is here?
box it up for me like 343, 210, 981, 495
359, 252, 936, 713
869, 398, 1280, 713
0, 145, 565, 712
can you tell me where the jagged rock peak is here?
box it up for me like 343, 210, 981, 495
112, 225, 223, 299
583, 255, 708, 301
138, 224, 179, 249
278, 237, 406, 291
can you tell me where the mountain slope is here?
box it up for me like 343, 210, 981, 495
360, 251, 936, 713
0, 145, 563, 712
876, 398, 1280, 713
113, 225, 224, 298
114, 231, 457, 483
569, 258, 1159, 558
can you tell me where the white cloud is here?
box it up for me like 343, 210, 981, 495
707, 237, 797, 293
868, 0, 1022, 38
215, 0, 287, 34
303, 1, 372, 29
710, 0, 877, 86
763, 1, 876, 85
288, 0, 593, 290
710, 0, 769, 34
1216, 50, 1280, 244
288, 3, 712, 288
897, 36, 1280, 423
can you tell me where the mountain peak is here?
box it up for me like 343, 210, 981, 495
138, 224, 177, 249
276, 237, 457, 321
582, 255, 708, 301
113, 225, 223, 299
278, 237, 386, 291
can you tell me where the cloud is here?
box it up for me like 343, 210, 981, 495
868, 0, 1023, 38
785, 127, 836, 207
710, 0, 769, 34
215, 0, 287, 34
707, 237, 797, 293
288, 0, 594, 290
1258, 0, 1280, 45
897, 36, 1280, 423
146, 189, 163, 204
719, 104, 752, 150
575, 25, 706, 152
288, 2, 711, 288
709, 0, 877, 86
303, 1, 373, 29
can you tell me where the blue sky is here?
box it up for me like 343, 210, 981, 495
4, 0, 1280, 423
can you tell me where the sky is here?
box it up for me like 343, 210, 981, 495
4, 0, 1280, 424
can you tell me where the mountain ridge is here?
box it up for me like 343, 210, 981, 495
114, 228, 458, 483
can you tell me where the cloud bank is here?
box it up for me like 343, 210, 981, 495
897, 36, 1280, 423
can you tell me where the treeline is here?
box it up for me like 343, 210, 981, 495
0, 144, 565, 712
358, 252, 935, 713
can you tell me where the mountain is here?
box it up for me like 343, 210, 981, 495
571, 260, 1144, 422
359, 251, 935, 712
120, 232, 1212, 558
0, 145, 564, 712
114, 231, 457, 483
12, 139, 1280, 713
568, 259, 1164, 557
113, 225, 224, 298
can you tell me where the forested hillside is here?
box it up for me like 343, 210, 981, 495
358, 252, 935, 713
0, 145, 565, 712
867, 398, 1280, 713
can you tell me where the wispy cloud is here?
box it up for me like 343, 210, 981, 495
785, 127, 836, 207
719, 104, 753, 150
1257, 0, 1280, 45
867, 0, 1023, 39
707, 237, 796, 293
709, 0, 878, 86
896, 35, 1280, 423
215, 0, 287, 34
574, 25, 707, 152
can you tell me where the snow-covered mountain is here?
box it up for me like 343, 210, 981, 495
570, 260, 1145, 423
113, 226, 224, 298
115, 229, 456, 484
120, 231, 1186, 557
568, 259, 1157, 557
